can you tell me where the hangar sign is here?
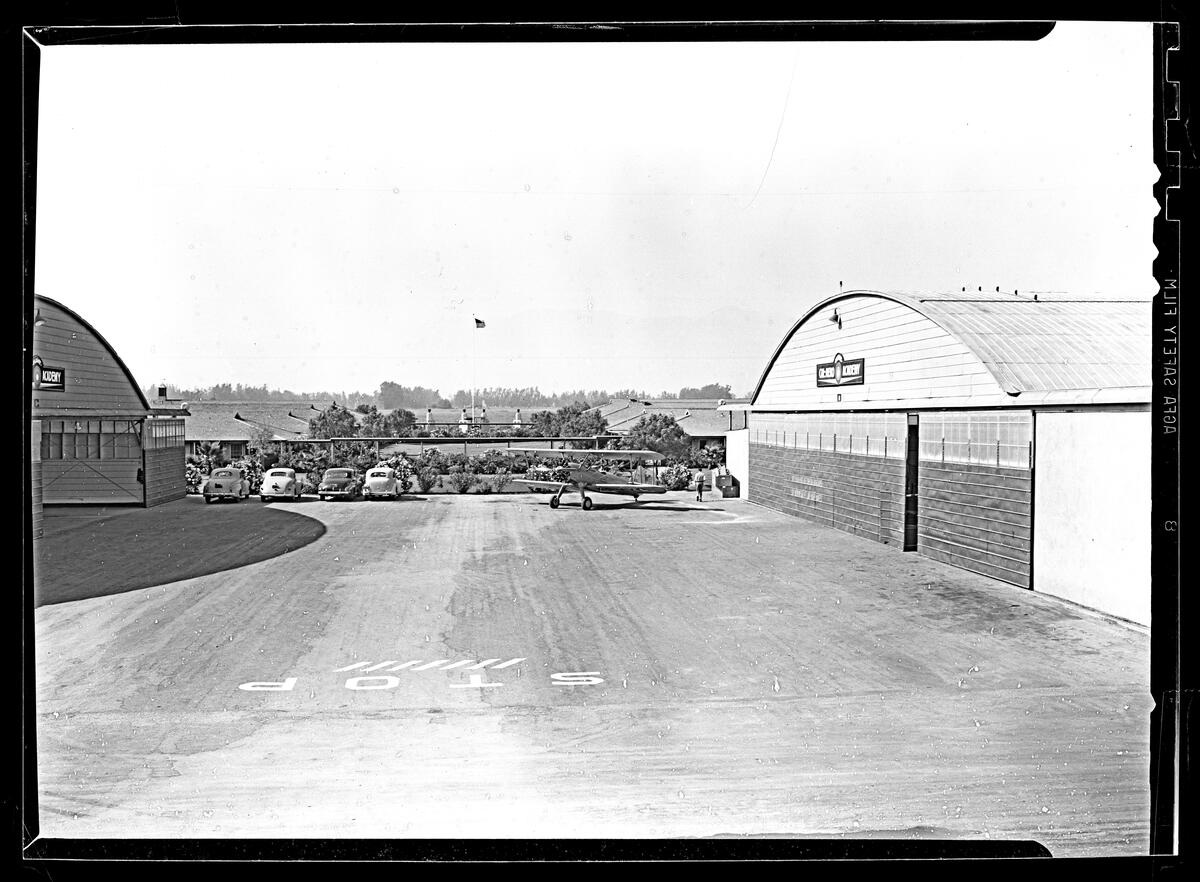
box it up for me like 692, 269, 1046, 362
32, 356, 66, 392
816, 353, 864, 387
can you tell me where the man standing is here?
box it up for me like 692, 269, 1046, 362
695, 469, 705, 502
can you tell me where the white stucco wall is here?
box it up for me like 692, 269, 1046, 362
1033, 410, 1151, 625
725, 428, 750, 501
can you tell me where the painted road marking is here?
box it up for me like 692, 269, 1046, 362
448, 674, 502, 689
345, 676, 400, 690
238, 678, 298, 691
551, 672, 605, 686
237, 662, 599, 694
362, 660, 401, 672
330, 658, 529, 673
490, 658, 527, 669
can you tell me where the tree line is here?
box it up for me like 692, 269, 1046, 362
153, 381, 739, 409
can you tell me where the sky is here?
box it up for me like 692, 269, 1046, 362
31, 23, 1157, 399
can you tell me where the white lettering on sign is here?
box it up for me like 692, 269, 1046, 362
551, 672, 605, 686
449, 674, 502, 689
345, 676, 401, 690
238, 678, 298, 691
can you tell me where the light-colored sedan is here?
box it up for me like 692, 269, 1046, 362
204, 467, 251, 503
259, 467, 301, 501
362, 466, 403, 500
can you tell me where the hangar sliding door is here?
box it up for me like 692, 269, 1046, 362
916, 411, 1033, 588
749, 412, 908, 546
1032, 410, 1150, 625
40, 418, 144, 504
143, 418, 187, 507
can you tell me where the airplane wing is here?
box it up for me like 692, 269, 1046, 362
504, 447, 665, 461
591, 483, 668, 494
512, 478, 573, 489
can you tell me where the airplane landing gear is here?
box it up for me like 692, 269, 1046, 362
549, 496, 560, 509
582, 496, 594, 511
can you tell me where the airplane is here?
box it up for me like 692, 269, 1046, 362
504, 447, 669, 510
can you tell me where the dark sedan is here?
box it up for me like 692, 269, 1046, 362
317, 468, 362, 501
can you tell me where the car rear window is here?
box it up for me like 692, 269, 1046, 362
369, 471, 389, 478
326, 469, 352, 478
268, 470, 291, 477
213, 470, 235, 478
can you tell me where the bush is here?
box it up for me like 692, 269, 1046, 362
185, 462, 204, 494
417, 448, 447, 471
297, 472, 322, 495
415, 466, 441, 493
476, 451, 515, 474
658, 463, 692, 490
490, 469, 512, 493
687, 445, 725, 470
233, 458, 264, 493
381, 455, 415, 495
446, 466, 478, 494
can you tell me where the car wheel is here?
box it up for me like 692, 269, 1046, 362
204, 496, 213, 504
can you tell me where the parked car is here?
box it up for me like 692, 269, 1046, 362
259, 467, 302, 501
204, 467, 252, 503
362, 465, 403, 500
318, 467, 362, 501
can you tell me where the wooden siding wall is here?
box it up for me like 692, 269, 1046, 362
917, 460, 1032, 588
144, 446, 186, 507
32, 300, 147, 418
750, 443, 906, 545
42, 460, 142, 504
30, 421, 43, 540
755, 296, 1003, 409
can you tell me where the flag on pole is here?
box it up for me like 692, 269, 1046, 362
474, 317, 486, 329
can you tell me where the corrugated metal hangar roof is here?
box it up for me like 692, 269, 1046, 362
747, 290, 1151, 408
906, 293, 1150, 396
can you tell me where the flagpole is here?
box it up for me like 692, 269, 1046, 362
471, 321, 476, 425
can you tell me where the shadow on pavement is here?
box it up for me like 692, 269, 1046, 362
34, 499, 327, 607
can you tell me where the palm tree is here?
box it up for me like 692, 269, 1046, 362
196, 440, 225, 473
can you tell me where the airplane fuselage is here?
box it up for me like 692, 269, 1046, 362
571, 468, 667, 497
